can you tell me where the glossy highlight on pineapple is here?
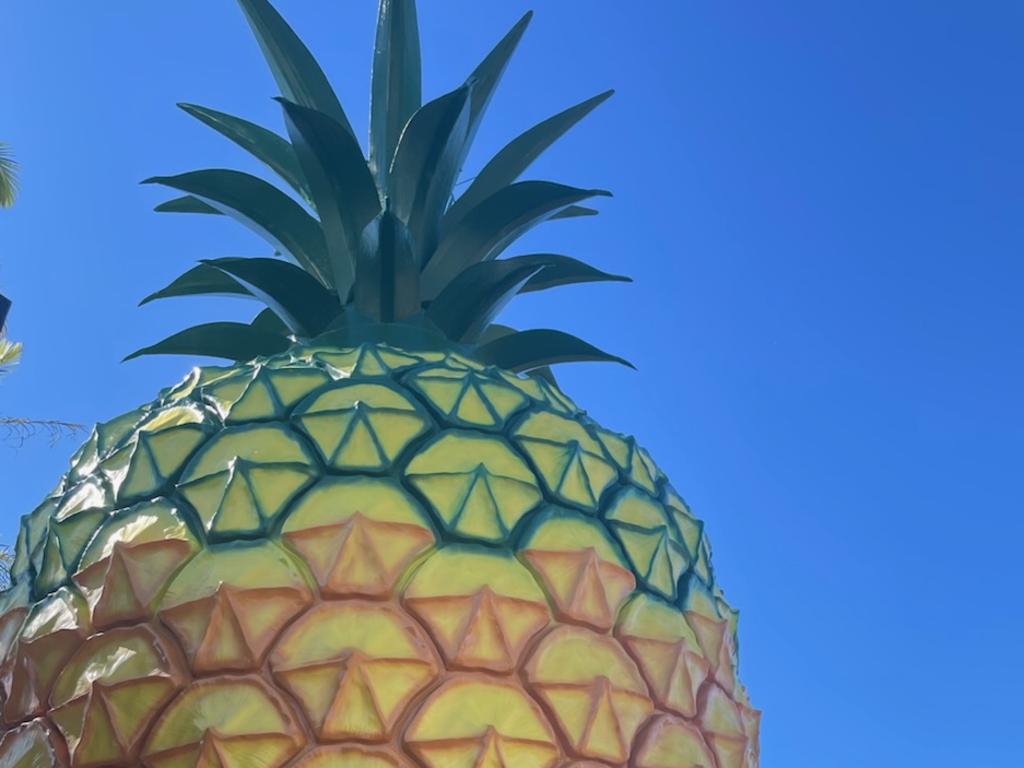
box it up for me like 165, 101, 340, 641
1, 0, 758, 765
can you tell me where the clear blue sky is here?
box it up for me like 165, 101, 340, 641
3, 1, 1022, 763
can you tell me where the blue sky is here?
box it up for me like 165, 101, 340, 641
3, 1, 1023, 763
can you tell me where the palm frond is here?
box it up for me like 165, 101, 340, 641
0, 143, 18, 208
0, 339, 21, 373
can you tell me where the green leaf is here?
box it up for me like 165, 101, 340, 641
477, 321, 516, 346
143, 169, 331, 287
0, 143, 19, 208
420, 181, 610, 299
370, 0, 421, 191
250, 307, 291, 336
516, 254, 631, 293
445, 90, 613, 234
278, 99, 382, 302
154, 195, 222, 215
178, 103, 311, 202
474, 328, 634, 372
124, 321, 291, 362
236, 0, 353, 135
354, 209, 421, 322
427, 258, 543, 342
389, 86, 470, 264
140, 263, 249, 305
548, 204, 599, 220
202, 257, 339, 336
462, 12, 532, 154
476, 322, 562, 384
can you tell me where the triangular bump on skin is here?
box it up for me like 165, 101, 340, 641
283, 514, 433, 598
330, 516, 391, 594
578, 677, 627, 763
195, 587, 258, 671
556, 444, 597, 508
90, 545, 147, 626
335, 411, 388, 468
455, 588, 513, 670
631, 715, 717, 768
160, 585, 310, 673
196, 734, 226, 768
451, 470, 505, 540
71, 687, 125, 766
404, 592, 548, 673
474, 728, 505, 768
77, 538, 195, 629
321, 655, 387, 740
566, 551, 613, 627
455, 380, 499, 426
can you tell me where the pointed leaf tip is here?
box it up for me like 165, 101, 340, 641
236, 0, 353, 134
474, 328, 634, 372
124, 320, 291, 363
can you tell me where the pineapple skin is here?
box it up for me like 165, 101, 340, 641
0, 343, 759, 768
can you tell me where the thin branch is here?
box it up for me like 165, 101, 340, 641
0, 416, 86, 446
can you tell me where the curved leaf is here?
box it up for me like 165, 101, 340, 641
474, 328, 634, 372
278, 99, 381, 301
154, 195, 222, 215
236, 0, 353, 135
421, 181, 611, 299
445, 90, 613, 233
178, 103, 310, 201
250, 307, 291, 336
473, 322, 562, 384
124, 321, 291, 362
202, 257, 339, 336
427, 259, 543, 342
140, 263, 248, 305
355, 210, 420, 322
370, 0, 421, 191
461, 12, 532, 157
549, 204, 599, 220
517, 254, 631, 293
143, 169, 331, 287
389, 86, 470, 264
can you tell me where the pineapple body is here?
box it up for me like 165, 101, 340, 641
0, 343, 759, 767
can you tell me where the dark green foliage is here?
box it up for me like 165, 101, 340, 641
124, 321, 291, 362
178, 103, 311, 201
354, 209, 421, 322
142, 0, 631, 372
443, 90, 613, 233
236, 0, 353, 134
144, 170, 331, 286
476, 329, 635, 372
421, 182, 610, 299
154, 196, 222, 215
389, 86, 470, 266
278, 99, 381, 300
370, 0, 421, 191
200, 257, 338, 336
140, 264, 250, 305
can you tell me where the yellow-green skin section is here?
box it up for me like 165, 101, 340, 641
0, 342, 759, 768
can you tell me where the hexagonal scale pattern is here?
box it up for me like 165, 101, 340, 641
0, 342, 758, 767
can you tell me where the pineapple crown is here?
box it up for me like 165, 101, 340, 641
133, 0, 632, 374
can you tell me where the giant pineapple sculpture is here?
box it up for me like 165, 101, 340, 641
0, 1, 760, 765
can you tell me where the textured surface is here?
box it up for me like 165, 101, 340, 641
0, 343, 758, 767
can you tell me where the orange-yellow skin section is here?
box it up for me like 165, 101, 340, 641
0, 343, 758, 767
